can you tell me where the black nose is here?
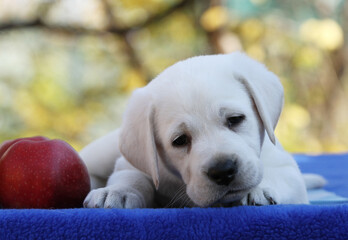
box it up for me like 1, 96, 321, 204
207, 159, 238, 186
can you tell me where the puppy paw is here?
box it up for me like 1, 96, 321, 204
83, 186, 146, 209
241, 187, 278, 206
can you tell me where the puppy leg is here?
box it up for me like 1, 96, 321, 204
241, 164, 308, 205
79, 129, 121, 189
241, 139, 308, 206
83, 157, 155, 209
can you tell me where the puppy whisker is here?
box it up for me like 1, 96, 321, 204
179, 195, 192, 208
165, 185, 186, 208
166, 189, 186, 208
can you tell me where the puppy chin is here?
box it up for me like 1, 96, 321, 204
218, 189, 249, 203
186, 188, 236, 207
187, 184, 251, 207
186, 185, 220, 207
188, 192, 247, 207
205, 190, 249, 207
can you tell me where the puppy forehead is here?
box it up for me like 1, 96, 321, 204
149, 53, 251, 104
156, 79, 249, 111
152, 71, 252, 132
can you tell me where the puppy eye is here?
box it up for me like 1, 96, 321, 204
172, 134, 190, 147
226, 115, 245, 129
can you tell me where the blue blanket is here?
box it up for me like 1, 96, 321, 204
1, 154, 348, 240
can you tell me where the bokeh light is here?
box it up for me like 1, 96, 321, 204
0, 0, 347, 153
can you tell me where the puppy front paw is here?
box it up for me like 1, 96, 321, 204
241, 187, 278, 206
83, 186, 146, 209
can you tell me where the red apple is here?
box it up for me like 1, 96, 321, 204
0, 136, 90, 209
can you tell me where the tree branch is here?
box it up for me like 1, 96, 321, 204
0, 0, 192, 34
0, 0, 193, 82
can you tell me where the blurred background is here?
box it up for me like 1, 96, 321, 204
0, 0, 347, 153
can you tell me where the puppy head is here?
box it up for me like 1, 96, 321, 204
119, 52, 284, 206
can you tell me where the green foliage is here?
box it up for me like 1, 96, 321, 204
0, 0, 347, 153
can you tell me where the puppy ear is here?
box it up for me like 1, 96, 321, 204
232, 53, 284, 144
119, 88, 159, 189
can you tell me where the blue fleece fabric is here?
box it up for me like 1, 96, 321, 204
0, 153, 347, 240
295, 153, 348, 197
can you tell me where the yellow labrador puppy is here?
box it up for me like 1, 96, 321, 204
82, 52, 325, 208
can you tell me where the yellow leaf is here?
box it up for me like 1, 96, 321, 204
200, 6, 229, 32
13, 89, 50, 129
240, 19, 264, 42
293, 46, 322, 69
120, 69, 147, 93
283, 104, 311, 130
246, 44, 265, 62
300, 18, 343, 51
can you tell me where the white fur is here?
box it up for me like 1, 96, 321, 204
82, 52, 322, 208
